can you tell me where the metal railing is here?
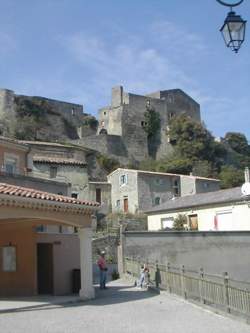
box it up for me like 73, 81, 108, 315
124, 257, 250, 317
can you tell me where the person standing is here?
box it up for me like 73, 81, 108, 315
97, 251, 108, 289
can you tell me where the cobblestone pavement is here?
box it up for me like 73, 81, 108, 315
0, 280, 249, 333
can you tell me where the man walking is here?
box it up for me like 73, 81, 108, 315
97, 251, 108, 289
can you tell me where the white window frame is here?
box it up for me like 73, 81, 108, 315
120, 174, 128, 186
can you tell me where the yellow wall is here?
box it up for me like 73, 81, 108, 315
148, 202, 250, 231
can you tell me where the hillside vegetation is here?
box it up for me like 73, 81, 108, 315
139, 114, 250, 189
6, 97, 98, 142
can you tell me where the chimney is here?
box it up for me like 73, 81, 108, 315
244, 167, 250, 183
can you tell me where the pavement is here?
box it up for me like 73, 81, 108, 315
0, 280, 249, 333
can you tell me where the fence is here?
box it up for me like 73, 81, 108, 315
124, 257, 250, 317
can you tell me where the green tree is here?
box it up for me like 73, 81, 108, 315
143, 108, 161, 138
219, 166, 244, 189
225, 132, 250, 155
173, 214, 187, 230
167, 114, 216, 161
97, 154, 120, 173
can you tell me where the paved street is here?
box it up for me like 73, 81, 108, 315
0, 280, 249, 333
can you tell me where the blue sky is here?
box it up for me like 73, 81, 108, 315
0, 0, 249, 139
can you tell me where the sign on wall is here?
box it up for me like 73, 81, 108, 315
2, 246, 17, 272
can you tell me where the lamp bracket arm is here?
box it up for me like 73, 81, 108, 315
216, 0, 244, 8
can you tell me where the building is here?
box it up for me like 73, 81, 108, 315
0, 182, 99, 298
88, 181, 112, 216
146, 187, 250, 231
77, 85, 201, 164
108, 168, 220, 214
0, 137, 69, 195
22, 141, 91, 200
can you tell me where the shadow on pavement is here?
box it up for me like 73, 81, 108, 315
0, 283, 158, 314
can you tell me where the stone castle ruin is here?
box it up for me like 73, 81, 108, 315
76, 86, 201, 164
0, 86, 201, 164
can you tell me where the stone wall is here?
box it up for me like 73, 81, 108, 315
92, 235, 118, 263
137, 173, 178, 211
96, 86, 201, 163
0, 173, 69, 195
122, 231, 250, 282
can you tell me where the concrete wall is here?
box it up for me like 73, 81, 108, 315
36, 233, 80, 296
180, 176, 220, 196
122, 231, 250, 282
195, 178, 220, 194
147, 201, 250, 231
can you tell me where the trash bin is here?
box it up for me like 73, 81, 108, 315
72, 269, 81, 293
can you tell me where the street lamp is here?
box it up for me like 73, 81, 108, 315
216, 0, 247, 53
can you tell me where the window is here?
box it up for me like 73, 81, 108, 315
4, 158, 17, 175
203, 182, 209, 189
169, 112, 175, 120
155, 178, 163, 185
161, 218, 174, 230
96, 188, 101, 203
120, 174, 128, 185
71, 193, 78, 199
172, 179, 180, 196
2, 246, 16, 272
104, 111, 106, 115
50, 166, 57, 178
116, 200, 120, 208
154, 197, 161, 205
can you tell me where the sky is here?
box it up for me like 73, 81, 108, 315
0, 0, 250, 140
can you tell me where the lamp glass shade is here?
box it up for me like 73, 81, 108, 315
220, 11, 246, 52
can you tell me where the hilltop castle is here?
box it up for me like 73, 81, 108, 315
0, 86, 201, 164
77, 86, 201, 164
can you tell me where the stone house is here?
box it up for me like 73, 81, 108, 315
146, 187, 250, 231
88, 181, 112, 216
0, 182, 99, 297
22, 141, 91, 200
107, 168, 220, 214
0, 137, 69, 195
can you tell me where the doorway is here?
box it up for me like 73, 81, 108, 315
37, 243, 54, 294
123, 197, 128, 213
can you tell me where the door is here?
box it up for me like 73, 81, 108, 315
189, 214, 198, 230
123, 198, 128, 213
96, 188, 101, 204
37, 243, 54, 294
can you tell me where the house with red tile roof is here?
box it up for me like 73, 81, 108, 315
0, 182, 99, 298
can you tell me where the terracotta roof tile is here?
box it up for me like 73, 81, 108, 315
0, 183, 99, 207
33, 156, 86, 166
